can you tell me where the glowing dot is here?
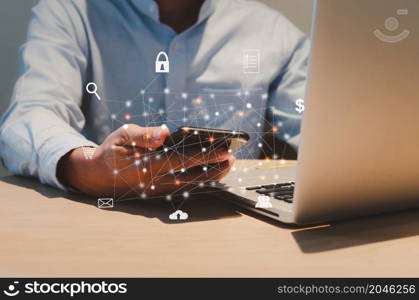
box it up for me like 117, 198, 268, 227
277, 121, 283, 127
166, 195, 172, 201
181, 92, 188, 99
284, 133, 290, 139
131, 141, 136, 146
175, 180, 181, 185
244, 90, 249, 96
238, 111, 244, 117
204, 115, 210, 120
134, 152, 141, 158
183, 106, 188, 112
150, 185, 155, 190
140, 90, 145, 94
238, 178, 242, 182
261, 93, 268, 100
215, 112, 219, 116
143, 112, 148, 117
257, 122, 261, 127
228, 187, 234, 192
143, 156, 149, 162
182, 117, 188, 122
124, 114, 131, 120
141, 192, 147, 199
170, 169, 175, 174
158, 109, 165, 115
236, 91, 242, 97
155, 154, 161, 160
264, 157, 271, 161
258, 143, 263, 148
181, 168, 186, 173
203, 166, 208, 171
210, 93, 215, 99
164, 88, 170, 94
148, 97, 154, 103
199, 182, 204, 187
202, 148, 207, 152
272, 127, 278, 133
246, 103, 252, 109
280, 159, 287, 164
273, 154, 279, 159
111, 114, 116, 119
125, 100, 132, 107
135, 160, 141, 166
113, 170, 119, 175
229, 106, 234, 111
232, 131, 236, 135
123, 124, 129, 130
194, 97, 202, 104
164, 147, 169, 152
258, 162, 263, 166
183, 191, 189, 198
194, 131, 198, 135
208, 136, 215, 143
142, 168, 147, 173
211, 181, 216, 186
232, 167, 237, 171
228, 149, 232, 153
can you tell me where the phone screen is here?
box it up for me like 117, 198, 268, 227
162, 126, 249, 153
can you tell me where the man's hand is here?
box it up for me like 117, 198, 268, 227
58, 124, 234, 198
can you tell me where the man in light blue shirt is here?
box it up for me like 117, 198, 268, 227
0, 0, 309, 198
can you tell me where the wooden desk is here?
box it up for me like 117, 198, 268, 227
1, 160, 419, 277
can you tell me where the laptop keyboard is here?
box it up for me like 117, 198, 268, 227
246, 182, 295, 203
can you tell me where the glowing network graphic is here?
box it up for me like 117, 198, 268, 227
89, 73, 301, 219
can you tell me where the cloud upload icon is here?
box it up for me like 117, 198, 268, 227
169, 210, 188, 221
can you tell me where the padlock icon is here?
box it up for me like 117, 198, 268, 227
155, 51, 169, 73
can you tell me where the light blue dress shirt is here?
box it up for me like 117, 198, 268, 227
0, 0, 309, 190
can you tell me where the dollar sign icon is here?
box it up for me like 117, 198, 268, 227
295, 99, 305, 114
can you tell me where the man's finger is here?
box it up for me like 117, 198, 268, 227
146, 157, 235, 195
118, 124, 170, 148
150, 147, 232, 174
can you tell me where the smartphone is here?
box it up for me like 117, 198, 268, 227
162, 126, 250, 153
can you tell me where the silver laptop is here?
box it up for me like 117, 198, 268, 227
219, 0, 419, 224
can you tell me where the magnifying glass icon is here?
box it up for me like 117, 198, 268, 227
86, 82, 101, 100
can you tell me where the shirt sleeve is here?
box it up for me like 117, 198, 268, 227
0, 0, 97, 190
267, 16, 310, 151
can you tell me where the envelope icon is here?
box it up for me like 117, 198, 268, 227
98, 198, 114, 209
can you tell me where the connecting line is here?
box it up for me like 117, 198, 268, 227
101, 87, 296, 218
132, 74, 162, 99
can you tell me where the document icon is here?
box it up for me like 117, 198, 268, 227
98, 198, 114, 209
243, 49, 260, 74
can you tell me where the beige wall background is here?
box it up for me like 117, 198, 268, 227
0, 0, 313, 119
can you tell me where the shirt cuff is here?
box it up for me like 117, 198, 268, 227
37, 134, 97, 191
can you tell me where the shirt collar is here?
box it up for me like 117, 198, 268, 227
130, 0, 222, 24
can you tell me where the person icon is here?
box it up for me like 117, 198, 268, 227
373, 9, 410, 43
255, 195, 273, 209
